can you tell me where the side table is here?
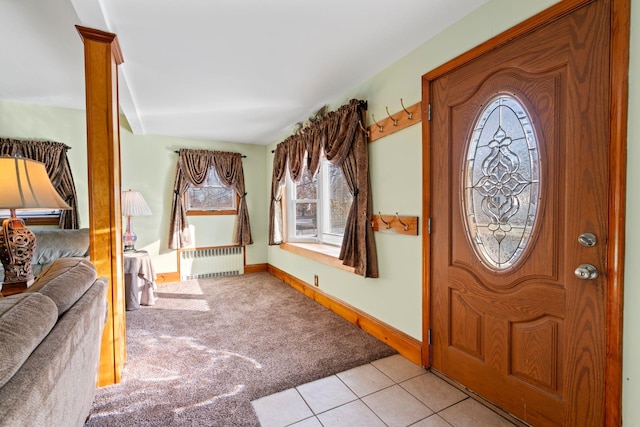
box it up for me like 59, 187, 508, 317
123, 250, 157, 310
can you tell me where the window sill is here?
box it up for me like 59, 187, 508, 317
11, 216, 60, 226
280, 242, 355, 274
186, 210, 238, 216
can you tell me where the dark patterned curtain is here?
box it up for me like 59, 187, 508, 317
268, 99, 378, 278
169, 149, 252, 249
268, 144, 287, 245
212, 151, 252, 246
0, 139, 79, 229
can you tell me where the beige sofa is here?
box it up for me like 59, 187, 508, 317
0, 257, 107, 426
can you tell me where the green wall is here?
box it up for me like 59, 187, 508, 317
0, 100, 90, 224
1, 0, 638, 422
119, 128, 268, 270
267, 0, 559, 346
0, 100, 269, 271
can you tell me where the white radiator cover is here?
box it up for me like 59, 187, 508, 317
179, 246, 244, 280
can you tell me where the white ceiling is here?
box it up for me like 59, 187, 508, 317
1, 0, 487, 145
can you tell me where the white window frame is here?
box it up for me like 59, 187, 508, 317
0, 209, 62, 225
286, 158, 351, 246
184, 166, 238, 216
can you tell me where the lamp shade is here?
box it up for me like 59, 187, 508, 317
0, 156, 70, 210
122, 190, 151, 216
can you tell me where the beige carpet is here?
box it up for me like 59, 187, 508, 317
85, 272, 396, 426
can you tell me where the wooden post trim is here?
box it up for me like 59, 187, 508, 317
77, 25, 125, 387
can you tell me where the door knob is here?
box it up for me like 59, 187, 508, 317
575, 264, 599, 280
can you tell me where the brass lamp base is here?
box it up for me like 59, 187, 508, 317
0, 216, 36, 289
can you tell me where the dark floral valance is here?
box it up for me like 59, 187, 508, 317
169, 149, 252, 249
0, 138, 79, 229
268, 99, 378, 278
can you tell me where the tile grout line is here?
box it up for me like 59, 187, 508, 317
336, 361, 437, 427
334, 371, 390, 427
396, 375, 475, 417
336, 375, 390, 427
255, 354, 522, 427
297, 372, 390, 426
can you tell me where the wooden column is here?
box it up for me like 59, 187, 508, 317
76, 26, 125, 386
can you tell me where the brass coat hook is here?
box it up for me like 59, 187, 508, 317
385, 106, 398, 126
371, 114, 383, 132
358, 120, 370, 137
400, 98, 413, 120
379, 212, 391, 229
364, 210, 374, 229
395, 212, 409, 231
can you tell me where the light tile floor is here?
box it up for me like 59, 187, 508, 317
251, 354, 521, 427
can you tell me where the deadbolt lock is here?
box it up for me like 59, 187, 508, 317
578, 232, 597, 247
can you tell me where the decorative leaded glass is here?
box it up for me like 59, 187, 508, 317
463, 95, 540, 270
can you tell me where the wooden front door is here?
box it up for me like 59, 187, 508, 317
426, 1, 611, 425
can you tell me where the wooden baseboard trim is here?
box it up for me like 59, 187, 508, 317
156, 272, 180, 284
155, 264, 268, 283
267, 264, 423, 365
245, 263, 268, 274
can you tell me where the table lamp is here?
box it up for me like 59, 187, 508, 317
122, 190, 151, 252
0, 155, 71, 293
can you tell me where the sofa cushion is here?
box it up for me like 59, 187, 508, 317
27, 257, 98, 316
0, 292, 58, 388
32, 228, 90, 266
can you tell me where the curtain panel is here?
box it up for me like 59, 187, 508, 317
0, 139, 80, 229
268, 144, 287, 245
268, 99, 378, 278
169, 149, 252, 249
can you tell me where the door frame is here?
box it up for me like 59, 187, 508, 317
421, 0, 630, 424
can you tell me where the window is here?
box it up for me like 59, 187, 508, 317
286, 157, 352, 246
463, 94, 540, 270
0, 209, 62, 226
184, 167, 238, 215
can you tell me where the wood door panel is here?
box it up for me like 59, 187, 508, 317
511, 316, 562, 393
447, 271, 566, 320
428, 1, 609, 425
445, 344, 565, 426
446, 280, 565, 391
449, 289, 484, 358
446, 310, 565, 394
449, 68, 563, 285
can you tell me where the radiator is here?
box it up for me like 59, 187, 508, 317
178, 246, 244, 280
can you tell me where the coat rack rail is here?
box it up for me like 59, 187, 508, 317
367, 100, 422, 143
369, 213, 419, 236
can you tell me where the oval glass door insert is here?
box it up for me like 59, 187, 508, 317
463, 94, 540, 271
